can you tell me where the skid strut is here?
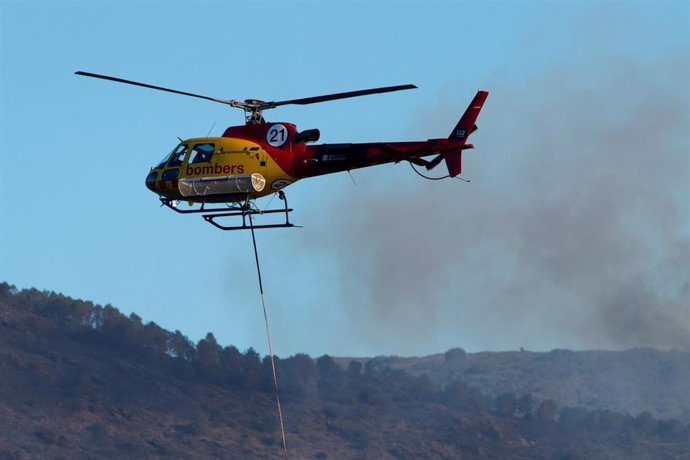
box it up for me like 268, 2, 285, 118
160, 192, 298, 231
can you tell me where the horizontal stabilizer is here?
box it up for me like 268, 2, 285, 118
426, 153, 444, 171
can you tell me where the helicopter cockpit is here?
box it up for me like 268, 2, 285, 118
146, 141, 226, 194
146, 143, 186, 192
155, 143, 188, 169
154, 142, 217, 169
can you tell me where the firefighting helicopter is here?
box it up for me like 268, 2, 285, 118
76, 71, 488, 231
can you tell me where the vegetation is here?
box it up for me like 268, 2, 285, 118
1, 282, 688, 459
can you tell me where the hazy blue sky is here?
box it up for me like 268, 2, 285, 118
1, 1, 688, 357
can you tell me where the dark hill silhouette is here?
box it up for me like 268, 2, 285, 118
1, 282, 688, 459
347, 346, 690, 423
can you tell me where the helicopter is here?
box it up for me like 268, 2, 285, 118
76, 71, 488, 231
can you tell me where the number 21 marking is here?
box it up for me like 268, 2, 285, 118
267, 124, 288, 147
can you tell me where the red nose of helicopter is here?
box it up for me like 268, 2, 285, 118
145, 142, 187, 196
145, 167, 181, 198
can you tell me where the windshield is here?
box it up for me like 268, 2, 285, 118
156, 143, 188, 169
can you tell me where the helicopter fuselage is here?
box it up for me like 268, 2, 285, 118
145, 121, 474, 204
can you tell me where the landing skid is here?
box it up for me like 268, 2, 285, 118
160, 192, 298, 231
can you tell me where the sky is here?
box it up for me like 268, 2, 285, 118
1, 0, 688, 358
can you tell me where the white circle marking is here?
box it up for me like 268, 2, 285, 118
271, 179, 293, 191
266, 124, 288, 147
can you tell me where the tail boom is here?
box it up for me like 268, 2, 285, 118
287, 90, 488, 179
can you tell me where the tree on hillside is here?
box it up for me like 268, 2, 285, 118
537, 400, 558, 421
220, 345, 245, 387
142, 321, 169, 356
194, 333, 223, 382
0, 282, 16, 298
495, 392, 518, 417
632, 411, 656, 434
170, 330, 195, 361
94, 305, 137, 350
169, 329, 195, 379
316, 355, 344, 389
518, 393, 534, 418
406, 373, 437, 403
243, 347, 263, 389
442, 380, 491, 412
347, 361, 363, 379
444, 347, 466, 363
279, 354, 317, 400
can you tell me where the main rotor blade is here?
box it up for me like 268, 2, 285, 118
75, 71, 234, 105
269, 84, 417, 107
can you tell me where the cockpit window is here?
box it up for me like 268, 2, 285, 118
167, 144, 189, 167
155, 153, 171, 169
156, 144, 188, 169
189, 143, 215, 164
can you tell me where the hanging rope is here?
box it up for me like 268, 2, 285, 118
248, 213, 288, 459
409, 161, 471, 182
409, 161, 450, 180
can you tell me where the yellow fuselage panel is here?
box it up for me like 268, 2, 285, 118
151, 137, 297, 201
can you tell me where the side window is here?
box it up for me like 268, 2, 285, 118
168, 144, 189, 167
190, 143, 215, 164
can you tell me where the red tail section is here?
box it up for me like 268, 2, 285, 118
445, 90, 489, 176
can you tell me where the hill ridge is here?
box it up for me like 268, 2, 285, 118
1, 282, 688, 458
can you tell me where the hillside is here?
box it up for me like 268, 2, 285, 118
1, 283, 688, 459
353, 347, 690, 422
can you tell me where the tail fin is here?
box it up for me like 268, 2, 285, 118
445, 90, 489, 176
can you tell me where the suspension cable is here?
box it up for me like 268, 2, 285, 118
409, 161, 450, 180
248, 213, 288, 459
409, 161, 471, 182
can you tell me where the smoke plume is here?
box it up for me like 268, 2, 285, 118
292, 52, 689, 355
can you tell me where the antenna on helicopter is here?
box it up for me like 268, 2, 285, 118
75, 71, 416, 125
206, 121, 217, 137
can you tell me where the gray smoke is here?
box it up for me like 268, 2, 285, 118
293, 52, 690, 354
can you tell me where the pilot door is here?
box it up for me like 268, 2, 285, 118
178, 140, 267, 199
